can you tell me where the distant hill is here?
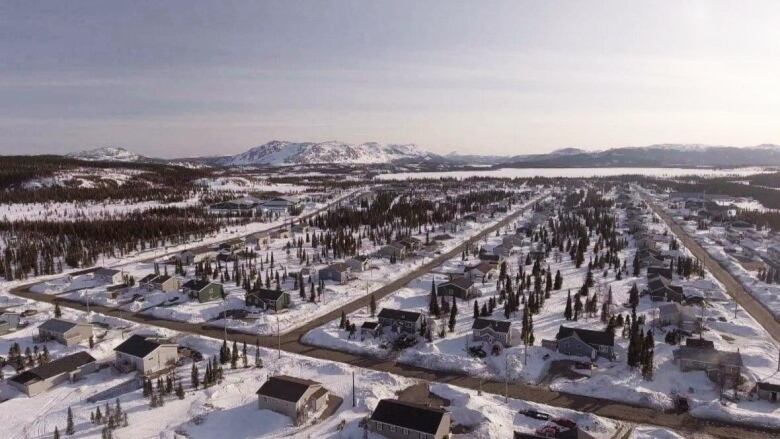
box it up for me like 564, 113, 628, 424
500, 144, 780, 168
67, 146, 150, 163
217, 140, 443, 166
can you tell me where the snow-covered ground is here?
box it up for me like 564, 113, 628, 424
304, 188, 780, 429
0, 292, 624, 439
30, 190, 543, 336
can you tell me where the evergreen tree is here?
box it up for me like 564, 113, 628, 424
473, 300, 479, 319
191, 363, 199, 389
564, 290, 573, 320
54, 302, 62, 318
369, 294, 376, 317
54, 427, 60, 439
66, 406, 75, 435
448, 300, 457, 332
231, 340, 239, 369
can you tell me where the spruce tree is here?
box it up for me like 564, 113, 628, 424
564, 290, 572, 320
448, 300, 457, 332
54, 302, 62, 318
369, 294, 376, 317
66, 406, 75, 435
473, 300, 479, 319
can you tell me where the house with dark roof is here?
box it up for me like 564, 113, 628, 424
345, 256, 370, 272
478, 251, 502, 264
256, 375, 330, 426
756, 381, 780, 403
246, 288, 291, 312
169, 250, 195, 266
114, 335, 178, 375
646, 276, 685, 303
437, 276, 480, 300
318, 262, 352, 284
368, 399, 451, 439
546, 326, 615, 360
8, 351, 97, 396
377, 308, 424, 335
38, 318, 93, 346
182, 279, 223, 302
94, 267, 123, 285
647, 265, 673, 281
472, 318, 513, 348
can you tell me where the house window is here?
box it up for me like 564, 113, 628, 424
389, 425, 395, 432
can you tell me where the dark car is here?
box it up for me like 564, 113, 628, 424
552, 418, 577, 429
520, 409, 551, 420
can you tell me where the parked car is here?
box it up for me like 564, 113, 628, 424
520, 409, 551, 420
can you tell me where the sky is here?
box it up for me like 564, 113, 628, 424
1, 1, 780, 158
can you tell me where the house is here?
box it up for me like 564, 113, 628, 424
472, 318, 512, 348
209, 198, 259, 215
114, 335, 179, 375
140, 274, 181, 293
478, 251, 502, 264
246, 288, 291, 312
38, 319, 93, 346
0, 312, 21, 334
361, 321, 380, 338
346, 256, 370, 272
673, 342, 743, 384
756, 381, 780, 403
93, 267, 123, 285
170, 250, 195, 266
256, 375, 329, 426
8, 352, 97, 397
432, 234, 454, 242
657, 303, 700, 333
399, 237, 422, 252
377, 243, 407, 260
377, 308, 424, 335
528, 245, 546, 260
259, 197, 302, 214
182, 279, 224, 302
647, 276, 685, 303
546, 326, 615, 360
319, 262, 352, 284
492, 244, 512, 257
437, 276, 480, 300
245, 232, 267, 249
502, 234, 524, 247
647, 265, 673, 281
368, 399, 451, 439
465, 261, 496, 282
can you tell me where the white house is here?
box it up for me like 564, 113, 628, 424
114, 335, 178, 375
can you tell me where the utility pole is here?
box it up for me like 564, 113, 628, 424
352, 370, 356, 407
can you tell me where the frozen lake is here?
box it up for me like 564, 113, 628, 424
376, 166, 769, 180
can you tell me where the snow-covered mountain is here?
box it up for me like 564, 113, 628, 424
67, 147, 147, 163
219, 140, 441, 166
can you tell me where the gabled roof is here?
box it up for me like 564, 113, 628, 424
370, 399, 447, 434
556, 326, 614, 347
324, 262, 349, 272
183, 279, 212, 291
472, 318, 511, 333
249, 288, 288, 301
256, 375, 321, 403
377, 308, 422, 323
39, 318, 79, 334
114, 335, 165, 358
440, 276, 474, 290
466, 261, 494, 274
140, 274, 158, 284
361, 321, 379, 329
152, 274, 172, 284
10, 351, 96, 384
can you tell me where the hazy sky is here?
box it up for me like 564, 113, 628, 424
2, 1, 780, 157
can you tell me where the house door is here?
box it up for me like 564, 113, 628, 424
773, 391, 778, 402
